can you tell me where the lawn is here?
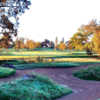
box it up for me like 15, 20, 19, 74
0, 48, 100, 70
0, 48, 99, 63
0, 48, 89, 57
0, 73, 72, 100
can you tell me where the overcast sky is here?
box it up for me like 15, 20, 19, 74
18, 0, 100, 42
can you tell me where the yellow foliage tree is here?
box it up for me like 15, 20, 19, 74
58, 42, 66, 50
35, 42, 41, 48
92, 32, 100, 54
25, 40, 34, 49
14, 38, 25, 49
68, 32, 87, 50
69, 19, 100, 55
81, 19, 100, 54
25, 40, 41, 49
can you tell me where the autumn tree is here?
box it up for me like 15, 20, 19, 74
35, 42, 41, 48
55, 37, 58, 50
80, 19, 100, 54
14, 38, 25, 49
68, 32, 87, 50
0, 0, 31, 48
68, 19, 100, 55
25, 39, 34, 49
58, 41, 66, 50
25, 39, 41, 49
92, 32, 100, 54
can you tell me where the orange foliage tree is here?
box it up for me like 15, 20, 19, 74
68, 32, 87, 50
68, 19, 100, 55
25, 39, 41, 49
58, 41, 66, 50
80, 20, 100, 54
14, 38, 25, 49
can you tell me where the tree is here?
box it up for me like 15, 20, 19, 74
25, 39, 34, 49
68, 19, 100, 55
84, 42, 94, 55
14, 38, 25, 49
25, 39, 41, 49
41, 39, 54, 48
68, 32, 87, 50
79, 19, 100, 54
0, 0, 31, 48
55, 37, 58, 50
35, 42, 41, 48
92, 32, 100, 54
58, 41, 66, 50
41, 39, 50, 48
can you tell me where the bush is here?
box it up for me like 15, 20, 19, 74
0, 73, 72, 100
0, 67, 16, 78
73, 65, 100, 81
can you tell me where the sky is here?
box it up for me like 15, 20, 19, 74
18, 0, 100, 42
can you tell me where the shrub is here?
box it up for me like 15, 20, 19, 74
0, 67, 16, 78
73, 65, 100, 81
0, 73, 72, 100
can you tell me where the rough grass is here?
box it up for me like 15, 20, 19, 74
0, 73, 72, 100
73, 65, 100, 81
0, 67, 16, 78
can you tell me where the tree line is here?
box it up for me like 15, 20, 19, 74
1, 19, 100, 54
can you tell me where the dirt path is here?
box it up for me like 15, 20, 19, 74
0, 65, 100, 100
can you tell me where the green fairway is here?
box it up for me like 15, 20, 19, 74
0, 48, 88, 57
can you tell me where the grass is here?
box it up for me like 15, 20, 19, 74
73, 65, 100, 81
0, 60, 80, 70
0, 48, 93, 58
13, 62, 79, 70
0, 60, 28, 65
0, 73, 72, 100
0, 55, 99, 63
54, 58, 100, 63
0, 48, 99, 64
0, 67, 16, 78
0, 48, 100, 68
1, 59, 100, 70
